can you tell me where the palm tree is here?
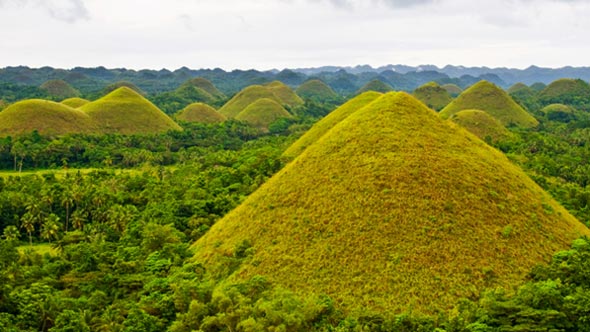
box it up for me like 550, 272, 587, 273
41, 214, 61, 243
20, 212, 36, 245
61, 190, 74, 232
2, 225, 20, 241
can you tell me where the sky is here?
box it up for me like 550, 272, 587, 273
0, 0, 589, 70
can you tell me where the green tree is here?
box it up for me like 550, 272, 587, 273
41, 214, 61, 243
2, 225, 20, 241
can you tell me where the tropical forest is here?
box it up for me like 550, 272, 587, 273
0, 63, 588, 332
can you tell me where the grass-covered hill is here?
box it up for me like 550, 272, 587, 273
103, 81, 145, 96
507, 83, 530, 94
192, 91, 589, 315
441, 83, 463, 97
218, 85, 283, 118
412, 82, 453, 111
530, 82, 547, 92
540, 103, 576, 122
80, 87, 181, 134
39, 79, 80, 99
449, 109, 513, 143
175, 102, 226, 124
235, 98, 292, 131
295, 79, 338, 101
264, 81, 304, 108
356, 79, 394, 94
538, 78, 590, 107
181, 77, 226, 100
282, 91, 382, 159
0, 99, 94, 136
60, 97, 90, 108
440, 80, 539, 128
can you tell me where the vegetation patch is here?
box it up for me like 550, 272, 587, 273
181, 77, 226, 100
538, 78, 590, 108
103, 81, 145, 96
295, 79, 338, 101
440, 80, 539, 128
235, 98, 292, 131
176, 102, 226, 124
39, 80, 80, 99
540, 103, 576, 122
413, 82, 453, 111
264, 81, 304, 108
441, 83, 463, 97
356, 79, 394, 94
449, 109, 514, 143
60, 97, 90, 108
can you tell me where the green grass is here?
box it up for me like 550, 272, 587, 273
265, 81, 304, 108
412, 82, 453, 111
181, 77, 226, 99
39, 79, 80, 99
296, 79, 338, 100
61, 97, 90, 108
81, 87, 182, 134
218, 85, 284, 118
0, 99, 95, 136
17, 243, 58, 256
282, 91, 382, 159
440, 80, 538, 128
449, 109, 513, 143
235, 98, 292, 131
356, 79, 394, 94
176, 102, 226, 123
191, 91, 588, 316
441, 84, 462, 97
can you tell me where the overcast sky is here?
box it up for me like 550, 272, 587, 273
0, 0, 589, 70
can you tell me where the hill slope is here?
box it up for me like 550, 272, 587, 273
39, 80, 80, 99
441, 83, 462, 97
218, 85, 284, 118
356, 79, 394, 94
449, 109, 513, 142
181, 77, 226, 100
282, 91, 382, 159
265, 81, 304, 108
235, 98, 292, 131
412, 82, 453, 111
193, 92, 588, 315
176, 103, 226, 123
440, 80, 538, 127
81, 87, 181, 134
61, 97, 90, 108
295, 79, 338, 100
0, 99, 94, 136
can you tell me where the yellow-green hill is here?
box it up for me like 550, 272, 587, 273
440, 80, 538, 128
235, 98, 292, 131
541, 103, 576, 122
192, 92, 588, 315
61, 97, 90, 108
538, 78, 590, 106
265, 81, 304, 108
80, 87, 181, 134
218, 85, 284, 118
507, 83, 531, 94
412, 82, 453, 111
282, 91, 382, 159
356, 79, 394, 94
103, 81, 145, 96
449, 109, 513, 143
0, 99, 94, 136
295, 79, 338, 100
181, 77, 226, 100
39, 80, 80, 99
176, 103, 226, 124
441, 83, 462, 97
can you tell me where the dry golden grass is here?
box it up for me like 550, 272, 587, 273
440, 80, 538, 128
192, 92, 588, 316
61, 97, 90, 108
449, 109, 514, 143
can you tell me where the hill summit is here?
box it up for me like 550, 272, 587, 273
176, 103, 226, 124
356, 79, 393, 94
192, 92, 588, 315
39, 79, 80, 99
440, 80, 538, 127
295, 79, 338, 101
412, 82, 453, 111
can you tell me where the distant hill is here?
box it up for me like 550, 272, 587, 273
176, 102, 226, 124
235, 98, 292, 131
81, 87, 181, 134
61, 97, 90, 108
0, 99, 94, 136
295, 79, 338, 101
218, 85, 284, 118
412, 82, 453, 111
440, 81, 538, 128
540, 103, 576, 122
441, 83, 462, 97
192, 91, 588, 315
103, 81, 145, 96
39, 80, 80, 99
356, 79, 394, 94
264, 81, 304, 108
282, 91, 382, 159
538, 78, 590, 107
181, 77, 226, 100
449, 109, 513, 143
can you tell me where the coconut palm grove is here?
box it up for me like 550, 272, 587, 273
0, 63, 590, 332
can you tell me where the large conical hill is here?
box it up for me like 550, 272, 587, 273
449, 109, 514, 143
193, 92, 588, 315
39, 79, 80, 99
264, 81, 304, 108
176, 103, 226, 124
0, 99, 94, 136
282, 91, 382, 159
80, 87, 181, 134
295, 79, 338, 101
440, 80, 538, 127
412, 82, 453, 111
218, 85, 284, 118
356, 79, 393, 94
538, 78, 590, 106
181, 77, 226, 100
235, 98, 292, 131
